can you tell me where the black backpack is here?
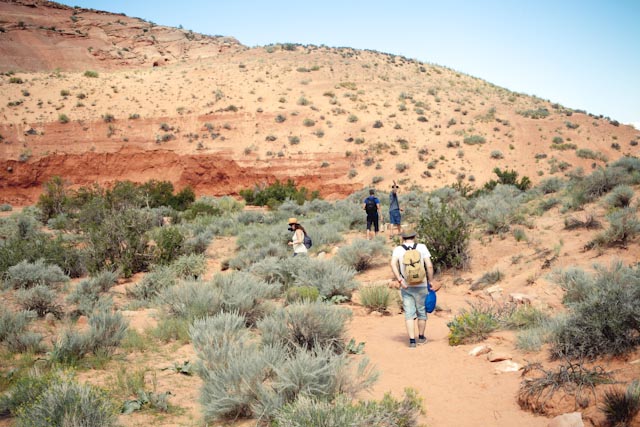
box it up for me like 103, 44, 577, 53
365, 197, 377, 215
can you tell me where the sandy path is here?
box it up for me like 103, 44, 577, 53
349, 304, 549, 427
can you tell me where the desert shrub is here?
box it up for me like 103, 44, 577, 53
611, 156, 640, 174
251, 257, 298, 287
517, 108, 549, 119
259, 301, 351, 353
49, 309, 127, 364
603, 184, 634, 208
550, 262, 640, 359
14, 372, 118, 427
16, 285, 62, 318
573, 166, 627, 204
0, 308, 43, 353
170, 253, 207, 279
164, 272, 278, 324
4, 259, 69, 289
83, 207, 155, 277
587, 207, 640, 249
192, 310, 377, 422
470, 269, 503, 291
0, 370, 54, 418
447, 304, 499, 345
601, 380, 640, 427
128, 265, 176, 301
483, 167, 531, 192
49, 329, 90, 365
359, 284, 394, 313
576, 148, 607, 162
0, 204, 12, 212
151, 317, 190, 343
240, 179, 320, 207
336, 238, 386, 272
470, 185, 522, 234
415, 200, 469, 271
563, 213, 601, 230
67, 271, 117, 316
539, 198, 560, 212
463, 135, 486, 145
285, 286, 320, 304
516, 322, 554, 352
537, 177, 564, 194
152, 226, 185, 264
517, 360, 613, 415
395, 162, 409, 173
501, 304, 549, 330
293, 259, 358, 300
84, 309, 128, 357
84, 70, 99, 78
162, 280, 223, 320
273, 388, 423, 427
490, 150, 504, 159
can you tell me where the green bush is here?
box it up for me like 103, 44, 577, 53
50, 309, 128, 364
335, 238, 386, 272
164, 272, 278, 324
0, 204, 12, 212
67, 271, 117, 316
170, 253, 207, 279
240, 179, 320, 207
162, 280, 223, 320
601, 380, 640, 427
4, 259, 69, 289
258, 302, 351, 353
576, 148, 607, 162
359, 284, 394, 313
285, 286, 320, 304
273, 388, 423, 427
483, 167, 531, 192
537, 177, 564, 194
83, 207, 155, 277
15, 372, 118, 427
603, 184, 634, 208
470, 185, 523, 234
16, 285, 62, 318
447, 304, 499, 345
153, 226, 185, 264
416, 199, 470, 271
517, 360, 613, 414
463, 134, 486, 145
587, 207, 640, 249
128, 265, 176, 301
191, 312, 377, 422
550, 262, 640, 359
84, 70, 99, 78
293, 259, 359, 300
0, 370, 54, 417
470, 269, 503, 291
0, 308, 42, 353
517, 108, 549, 119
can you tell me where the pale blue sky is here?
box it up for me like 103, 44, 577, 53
58, 0, 640, 128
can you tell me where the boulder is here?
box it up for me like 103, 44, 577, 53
548, 412, 583, 427
493, 360, 522, 373
469, 344, 492, 356
487, 352, 512, 362
509, 292, 533, 305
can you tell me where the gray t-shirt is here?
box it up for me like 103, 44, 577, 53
389, 192, 400, 211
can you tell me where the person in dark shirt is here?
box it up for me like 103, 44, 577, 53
363, 189, 381, 240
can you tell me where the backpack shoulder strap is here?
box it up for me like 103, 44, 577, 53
412, 243, 418, 250
401, 244, 410, 251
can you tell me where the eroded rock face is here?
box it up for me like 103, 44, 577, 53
0, 0, 243, 72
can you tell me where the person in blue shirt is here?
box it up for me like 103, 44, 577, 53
363, 189, 381, 240
389, 182, 403, 238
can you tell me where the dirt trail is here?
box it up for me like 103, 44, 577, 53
349, 306, 548, 427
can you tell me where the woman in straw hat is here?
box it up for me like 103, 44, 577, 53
287, 217, 308, 256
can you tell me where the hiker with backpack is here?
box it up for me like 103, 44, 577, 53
287, 217, 309, 256
390, 230, 438, 348
389, 182, 403, 237
363, 189, 381, 240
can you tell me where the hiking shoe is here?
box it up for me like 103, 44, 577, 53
409, 342, 416, 348
417, 336, 427, 345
